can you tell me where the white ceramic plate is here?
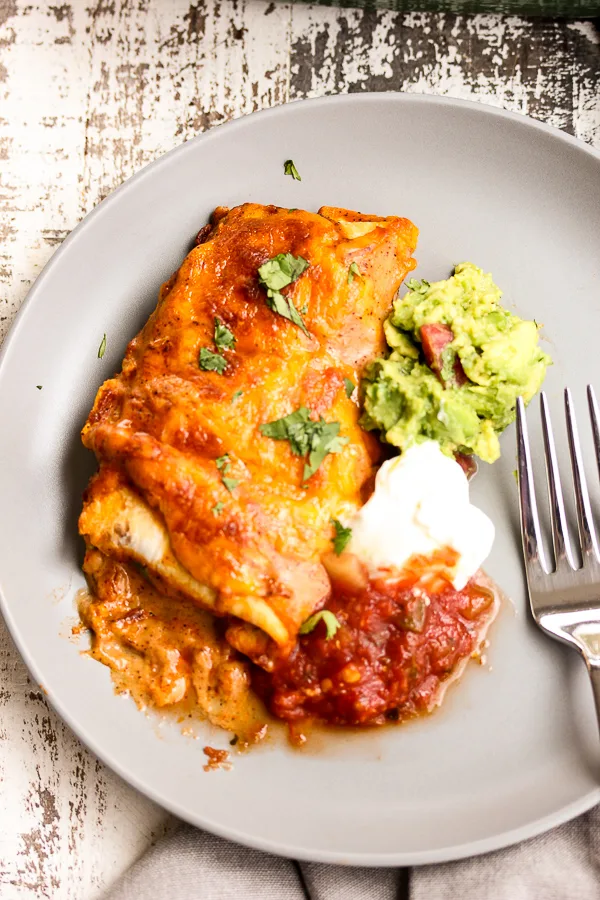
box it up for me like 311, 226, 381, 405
2, 94, 600, 866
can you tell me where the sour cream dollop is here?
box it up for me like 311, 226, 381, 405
346, 441, 494, 590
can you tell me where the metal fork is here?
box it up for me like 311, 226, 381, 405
517, 386, 600, 733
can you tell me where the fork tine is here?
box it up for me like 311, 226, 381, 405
540, 392, 574, 570
516, 397, 548, 572
565, 387, 599, 560
587, 385, 600, 485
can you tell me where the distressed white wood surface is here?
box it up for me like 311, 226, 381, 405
0, 2, 599, 897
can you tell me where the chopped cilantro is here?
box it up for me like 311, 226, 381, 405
258, 253, 310, 336
406, 278, 430, 294
199, 347, 227, 373
214, 317, 236, 351
98, 333, 107, 359
232, 390, 243, 401
36, 385, 42, 390
283, 159, 301, 181
343, 377, 355, 399
259, 253, 309, 290
347, 262, 360, 284
262, 287, 309, 334
440, 346, 458, 385
302, 425, 348, 481
216, 455, 238, 491
299, 610, 341, 640
259, 407, 348, 482
211, 502, 224, 516
331, 519, 352, 555
215, 454, 230, 473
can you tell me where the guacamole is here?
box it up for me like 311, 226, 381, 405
361, 263, 551, 463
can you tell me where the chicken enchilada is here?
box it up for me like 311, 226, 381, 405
78, 202, 548, 740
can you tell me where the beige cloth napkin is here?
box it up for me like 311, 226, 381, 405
103, 807, 600, 900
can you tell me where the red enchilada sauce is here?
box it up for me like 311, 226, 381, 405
253, 549, 497, 727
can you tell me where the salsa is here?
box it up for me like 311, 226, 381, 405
253, 554, 497, 727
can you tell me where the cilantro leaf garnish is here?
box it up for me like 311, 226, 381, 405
331, 519, 352, 555
347, 262, 360, 284
406, 278, 430, 294
232, 390, 243, 401
283, 159, 301, 181
211, 502, 224, 516
266, 289, 309, 336
440, 346, 458, 386
343, 377, 355, 399
303, 424, 347, 481
259, 253, 309, 290
199, 347, 227, 373
215, 454, 230, 473
214, 317, 236, 351
299, 610, 341, 640
259, 407, 349, 483
98, 333, 107, 359
215, 455, 237, 491
258, 253, 310, 337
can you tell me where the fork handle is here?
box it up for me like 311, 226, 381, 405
586, 663, 600, 735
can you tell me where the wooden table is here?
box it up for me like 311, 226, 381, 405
0, 2, 599, 896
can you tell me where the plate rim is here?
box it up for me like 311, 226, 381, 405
2, 91, 600, 867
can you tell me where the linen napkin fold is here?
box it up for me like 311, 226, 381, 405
103, 806, 600, 900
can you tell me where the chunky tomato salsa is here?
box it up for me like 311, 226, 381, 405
253, 552, 497, 728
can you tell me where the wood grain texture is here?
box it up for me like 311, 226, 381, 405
0, 2, 599, 897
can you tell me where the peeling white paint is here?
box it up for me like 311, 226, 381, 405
568, 20, 600, 45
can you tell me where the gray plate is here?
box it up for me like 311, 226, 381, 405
2, 94, 600, 866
